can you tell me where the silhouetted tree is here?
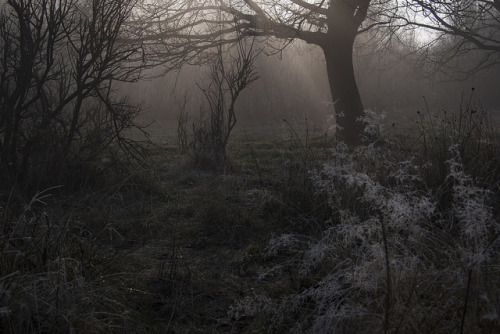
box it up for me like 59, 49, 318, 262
135, 1, 499, 143
0, 0, 146, 189
191, 37, 259, 169
137, 0, 396, 144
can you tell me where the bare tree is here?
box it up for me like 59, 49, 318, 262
0, 0, 147, 188
395, 1, 500, 75
136, 0, 400, 145
176, 92, 190, 152
192, 36, 259, 169
135, 0, 500, 144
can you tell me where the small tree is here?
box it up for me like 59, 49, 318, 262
192, 37, 259, 169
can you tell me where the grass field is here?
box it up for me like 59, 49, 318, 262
1, 112, 499, 333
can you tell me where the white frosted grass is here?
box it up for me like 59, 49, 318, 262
229, 134, 498, 332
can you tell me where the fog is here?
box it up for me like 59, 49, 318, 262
120, 38, 500, 132
2, 2, 499, 331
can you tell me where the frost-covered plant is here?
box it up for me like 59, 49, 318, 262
362, 109, 387, 142
228, 295, 274, 321
396, 93, 499, 189
230, 140, 499, 333
447, 144, 498, 265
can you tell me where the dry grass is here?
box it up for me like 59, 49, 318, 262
1, 114, 499, 333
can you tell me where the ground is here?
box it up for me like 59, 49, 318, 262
131, 124, 330, 332
67, 123, 329, 333
3, 118, 499, 333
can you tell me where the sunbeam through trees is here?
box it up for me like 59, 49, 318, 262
1, 1, 499, 333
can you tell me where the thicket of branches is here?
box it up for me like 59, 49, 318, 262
399, 0, 500, 75
190, 37, 259, 170
0, 0, 147, 194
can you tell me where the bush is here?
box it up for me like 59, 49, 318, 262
185, 38, 259, 171
230, 130, 499, 332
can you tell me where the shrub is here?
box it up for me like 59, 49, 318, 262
394, 90, 499, 189
187, 38, 259, 171
230, 136, 499, 333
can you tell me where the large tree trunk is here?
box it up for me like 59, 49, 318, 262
322, 43, 365, 145
323, 45, 364, 145
319, 0, 368, 145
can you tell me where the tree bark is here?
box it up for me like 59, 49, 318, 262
322, 43, 365, 145
314, 0, 368, 145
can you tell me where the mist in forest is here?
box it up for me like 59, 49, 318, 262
120, 38, 500, 132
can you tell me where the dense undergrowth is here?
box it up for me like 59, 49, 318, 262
1, 99, 499, 333
229, 100, 500, 333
